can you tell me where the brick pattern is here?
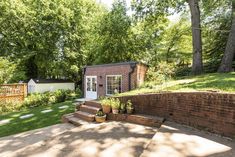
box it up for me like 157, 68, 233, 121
107, 113, 164, 127
117, 92, 235, 138
84, 63, 147, 97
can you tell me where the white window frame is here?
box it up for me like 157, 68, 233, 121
106, 75, 122, 95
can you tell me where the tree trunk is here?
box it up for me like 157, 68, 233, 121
218, 1, 235, 72
187, 0, 203, 75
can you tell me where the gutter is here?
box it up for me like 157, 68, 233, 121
128, 63, 137, 91
82, 67, 86, 98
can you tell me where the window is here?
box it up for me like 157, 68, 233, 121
86, 78, 91, 91
106, 75, 122, 95
92, 77, 97, 92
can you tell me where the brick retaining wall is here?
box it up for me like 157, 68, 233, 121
116, 92, 235, 138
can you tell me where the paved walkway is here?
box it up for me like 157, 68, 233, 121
141, 121, 235, 157
0, 123, 75, 157
0, 121, 234, 157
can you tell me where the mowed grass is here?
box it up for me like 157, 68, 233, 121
0, 101, 74, 137
118, 72, 235, 96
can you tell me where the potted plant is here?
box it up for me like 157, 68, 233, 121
111, 98, 120, 114
126, 100, 134, 114
119, 103, 126, 114
95, 110, 106, 123
100, 98, 111, 114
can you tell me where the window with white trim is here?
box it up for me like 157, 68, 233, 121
106, 75, 122, 95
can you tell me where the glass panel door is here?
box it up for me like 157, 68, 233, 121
86, 76, 97, 99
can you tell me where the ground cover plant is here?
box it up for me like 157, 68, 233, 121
117, 72, 235, 96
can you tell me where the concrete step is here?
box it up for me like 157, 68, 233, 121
80, 105, 101, 114
62, 113, 93, 126
67, 116, 90, 126
85, 101, 101, 108
74, 111, 95, 122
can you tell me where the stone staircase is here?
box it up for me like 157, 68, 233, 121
62, 101, 101, 125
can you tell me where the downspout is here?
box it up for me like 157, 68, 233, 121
128, 63, 137, 91
82, 67, 86, 98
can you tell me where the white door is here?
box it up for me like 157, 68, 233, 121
85, 76, 97, 99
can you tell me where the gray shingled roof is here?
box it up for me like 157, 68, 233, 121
32, 79, 73, 84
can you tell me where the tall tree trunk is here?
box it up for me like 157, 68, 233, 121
187, 0, 203, 75
218, 1, 235, 72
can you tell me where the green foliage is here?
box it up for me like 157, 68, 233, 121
0, 57, 16, 84
118, 72, 235, 96
110, 98, 120, 109
0, 89, 73, 114
146, 62, 175, 83
100, 97, 111, 106
0, 0, 106, 81
24, 89, 72, 108
0, 0, 234, 83
96, 110, 105, 117
0, 101, 23, 114
93, 0, 136, 64
23, 93, 50, 108
100, 97, 121, 109
120, 103, 126, 111
126, 100, 133, 109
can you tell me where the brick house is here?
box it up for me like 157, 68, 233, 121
83, 61, 148, 99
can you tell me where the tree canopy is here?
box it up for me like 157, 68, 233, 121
0, 0, 234, 84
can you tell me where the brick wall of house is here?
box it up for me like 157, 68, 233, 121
136, 64, 148, 87
84, 63, 147, 97
117, 92, 235, 138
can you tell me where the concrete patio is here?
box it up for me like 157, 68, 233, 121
0, 121, 234, 157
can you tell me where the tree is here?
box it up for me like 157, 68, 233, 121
218, 0, 235, 72
0, 57, 15, 84
0, 0, 105, 82
94, 0, 133, 64
132, 0, 203, 74
187, 0, 203, 75
201, 0, 231, 72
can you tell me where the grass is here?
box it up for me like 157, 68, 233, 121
0, 101, 74, 137
118, 72, 235, 96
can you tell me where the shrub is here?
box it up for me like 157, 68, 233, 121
175, 66, 191, 77
0, 101, 23, 113
0, 89, 74, 114
23, 93, 49, 108
23, 89, 72, 108
146, 62, 175, 83
75, 88, 82, 97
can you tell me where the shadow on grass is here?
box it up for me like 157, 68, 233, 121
0, 101, 74, 137
169, 73, 235, 92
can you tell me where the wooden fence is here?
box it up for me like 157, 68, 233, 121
0, 83, 27, 103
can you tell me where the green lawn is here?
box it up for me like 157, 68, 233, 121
0, 101, 74, 137
118, 72, 235, 96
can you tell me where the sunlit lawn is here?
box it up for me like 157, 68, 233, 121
0, 101, 74, 137
118, 72, 235, 96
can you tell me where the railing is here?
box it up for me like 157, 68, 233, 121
0, 83, 27, 103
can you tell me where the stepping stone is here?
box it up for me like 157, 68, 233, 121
20, 114, 34, 119
0, 119, 10, 125
41, 109, 53, 113
58, 105, 69, 109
